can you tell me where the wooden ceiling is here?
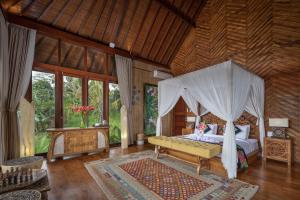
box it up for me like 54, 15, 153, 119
1, 0, 206, 67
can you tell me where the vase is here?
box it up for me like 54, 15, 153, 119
80, 112, 88, 128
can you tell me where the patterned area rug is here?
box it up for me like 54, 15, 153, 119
85, 150, 258, 200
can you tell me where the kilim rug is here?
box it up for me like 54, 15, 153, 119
85, 150, 258, 200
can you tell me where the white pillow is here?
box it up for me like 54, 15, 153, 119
235, 125, 250, 140
205, 124, 218, 135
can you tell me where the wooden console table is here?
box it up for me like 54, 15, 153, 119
47, 127, 109, 161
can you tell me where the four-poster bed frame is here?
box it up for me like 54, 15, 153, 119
152, 114, 261, 177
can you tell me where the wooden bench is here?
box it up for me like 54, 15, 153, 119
148, 136, 221, 175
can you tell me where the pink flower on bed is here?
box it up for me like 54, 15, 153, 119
197, 122, 207, 132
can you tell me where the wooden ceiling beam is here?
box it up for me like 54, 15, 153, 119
154, 0, 196, 27
33, 61, 118, 82
6, 13, 169, 69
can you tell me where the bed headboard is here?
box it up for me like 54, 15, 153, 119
202, 112, 260, 142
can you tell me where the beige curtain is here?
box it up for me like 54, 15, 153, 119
115, 55, 133, 146
19, 97, 35, 157
0, 11, 36, 163
0, 10, 9, 164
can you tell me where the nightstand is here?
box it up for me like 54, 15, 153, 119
264, 137, 292, 171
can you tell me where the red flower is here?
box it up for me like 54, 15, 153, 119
72, 106, 95, 113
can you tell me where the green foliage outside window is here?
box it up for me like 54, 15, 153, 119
32, 72, 122, 153
144, 84, 158, 136
88, 80, 103, 126
109, 83, 121, 144
32, 71, 55, 154
63, 76, 82, 128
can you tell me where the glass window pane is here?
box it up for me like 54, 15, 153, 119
32, 71, 55, 154
88, 80, 103, 126
109, 83, 121, 144
63, 76, 82, 127
144, 84, 158, 136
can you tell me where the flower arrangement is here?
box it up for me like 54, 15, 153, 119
72, 106, 95, 128
196, 122, 208, 136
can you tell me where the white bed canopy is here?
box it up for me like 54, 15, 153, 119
156, 60, 265, 179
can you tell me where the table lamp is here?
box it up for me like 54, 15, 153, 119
269, 118, 289, 138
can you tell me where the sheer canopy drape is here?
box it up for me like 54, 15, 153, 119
245, 76, 265, 149
156, 60, 265, 179
115, 55, 133, 146
0, 11, 36, 163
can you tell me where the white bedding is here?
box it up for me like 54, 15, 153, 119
179, 133, 258, 156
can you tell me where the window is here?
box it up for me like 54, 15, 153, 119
109, 83, 121, 144
32, 71, 55, 154
63, 76, 82, 127
88, 80, 103, 126
144, 84, 158, 136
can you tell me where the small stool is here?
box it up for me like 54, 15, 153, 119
137, 133, 144, 146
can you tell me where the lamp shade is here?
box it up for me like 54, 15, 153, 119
269, 118, 289, 127
186, 116, 196, 122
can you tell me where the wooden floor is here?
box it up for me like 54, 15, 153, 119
45, 144, 300, 200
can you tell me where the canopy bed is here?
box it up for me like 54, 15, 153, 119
153, 60, 265, 179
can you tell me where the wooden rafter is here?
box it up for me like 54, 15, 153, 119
91, 0, 108, 39
52, 0, 70, 25
66, 0, 84, 31
45, 42, 58, 64
167, 0, 207, 64
35, 36, 45, 48
166, 24, 190, 64
75, 49, 84, 69
158, 19, 183, 63
99, 0, 116, 41
146, 8, 170, 58
152, 13, 177, 60
21, 0, 34, 15
130, 0, 152, 54
140, 4, 161, 55
154, 0, 196, 27
37, 0, 54, 20
160, 0, 195, 63
111, 0, 128, 43
61, 45, 74, 66
120, 0, 140, 48
76, 0, 96, 34
7, 13, 169, 68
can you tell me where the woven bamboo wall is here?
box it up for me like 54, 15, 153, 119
171, 0, 300, 162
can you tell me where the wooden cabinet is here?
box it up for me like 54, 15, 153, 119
173, 97, 196, 136
47, 127, 109, 161
264, 137, 292, 171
